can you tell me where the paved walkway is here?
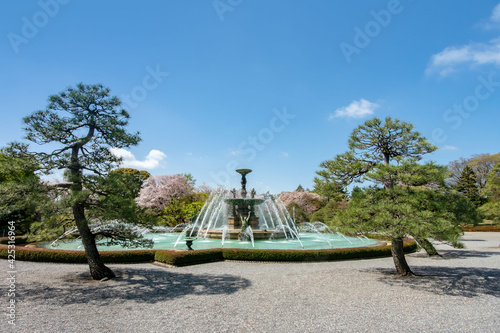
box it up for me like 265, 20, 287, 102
2, 232, 499, 332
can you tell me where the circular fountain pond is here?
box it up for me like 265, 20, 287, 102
38, 169, 379, 252
38, 229, 378, 251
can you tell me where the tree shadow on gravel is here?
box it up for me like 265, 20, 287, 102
19, 267, 251, 305
409, 249, 500, 259
438, 249, 500, 259
370, 266, 500, 298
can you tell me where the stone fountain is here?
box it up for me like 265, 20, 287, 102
195, 169, 288, 240
226, 169, 263, 230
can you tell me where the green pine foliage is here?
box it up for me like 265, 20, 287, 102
108, 168, 151, 199
295, 184, 305, 192
316, 117, 437, 188
479, 163, 500, 222
456, 165, 482, 207
314, 117, 481, 275
310, 199, 347, 224
23, 83, 145, 279
0, 143, 50, 234
312, 176, 346, 202
335, 186, 481, 246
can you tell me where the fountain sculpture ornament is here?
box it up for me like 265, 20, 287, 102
200, 169, 288, 240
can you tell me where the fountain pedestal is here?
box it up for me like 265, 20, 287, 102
227, 216, 260, 230
200, 169, 286, 240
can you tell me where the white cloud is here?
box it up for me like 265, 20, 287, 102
480, 2, 500, 29
442, 145, 459, 151
426, 39, 500, 77
491, 3, 500, 22
427, 3, 500, 77
281, 152, 289, 158
110, 148, 166, 169
330, 99, 379, 119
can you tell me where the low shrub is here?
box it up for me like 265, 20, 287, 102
155, 249, 223, 266
221, 240, 416, 262
0, 246, 88, 263
0, 239, 156, 263
461, 225, 500, 232
100, 250, 156, 263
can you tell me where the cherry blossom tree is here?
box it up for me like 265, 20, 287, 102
279, 191, 322, 215
197, 183, 213, 194
136, 174, 193, 213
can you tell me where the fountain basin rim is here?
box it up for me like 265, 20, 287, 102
224, 198, 266, 204
235, 168, 252, 175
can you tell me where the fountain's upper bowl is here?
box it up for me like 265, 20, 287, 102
236, 168, 252, 176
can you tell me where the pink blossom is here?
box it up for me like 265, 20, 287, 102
197, 183, 213, 194
136, 174, 193, 211
278, 191, 322, 215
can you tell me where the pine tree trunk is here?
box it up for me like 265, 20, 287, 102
415, 237, 440, 256
73, 201, 115, 280
391, 237, 414, 276
69, 144, 115, 280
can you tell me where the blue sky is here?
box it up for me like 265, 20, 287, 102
1, 0, 500, 193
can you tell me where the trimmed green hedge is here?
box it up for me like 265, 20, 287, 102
0, 245, 156, 263
100, 250, 156, 263
461, 225, 500, 232
0, 237, 156, 263
221, 241, 417, 262
154, 249, 223, 266
0, 246, 87, 263
0, 236, 417, 266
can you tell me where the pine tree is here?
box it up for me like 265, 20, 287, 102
456, 166, 482, 207
23, 83, 142, 280
317, 117, 452, 275
337, 184, 481, 263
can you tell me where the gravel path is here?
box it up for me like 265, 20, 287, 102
2, 232, 499, 333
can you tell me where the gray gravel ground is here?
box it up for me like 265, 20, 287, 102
2, 232, 499, 333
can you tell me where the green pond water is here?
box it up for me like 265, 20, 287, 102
39, 232, 378, 251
